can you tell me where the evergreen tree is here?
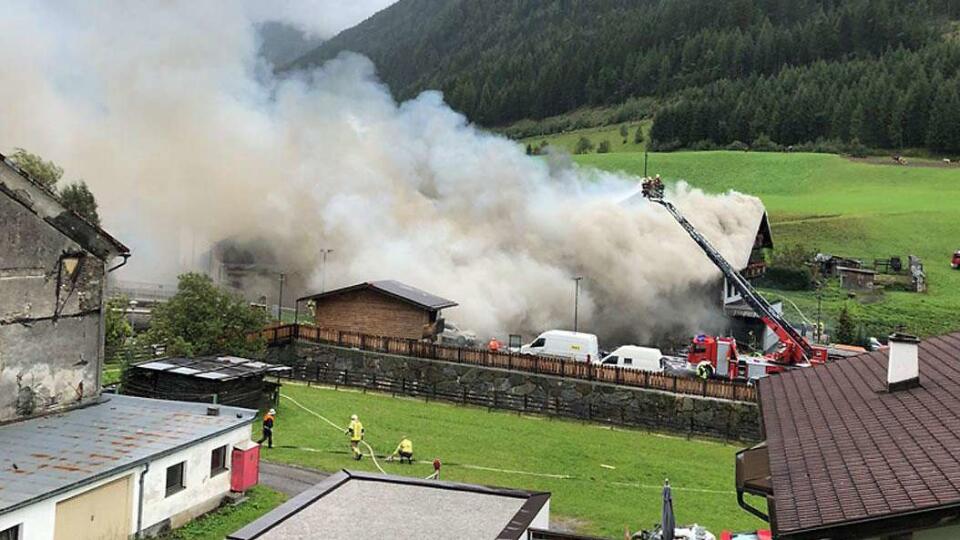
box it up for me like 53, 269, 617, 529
59, 181, 100, 225
574, 136, 595, 154
926, 81, 960, 153
835, 304, 857, 345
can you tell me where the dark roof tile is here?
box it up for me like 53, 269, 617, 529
759, 332, 960, 535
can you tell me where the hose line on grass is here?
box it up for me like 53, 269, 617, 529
280, 394, 388, 475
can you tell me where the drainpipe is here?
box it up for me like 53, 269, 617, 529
136, 461, 150, 538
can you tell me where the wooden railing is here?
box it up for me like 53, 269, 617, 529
254, 324, 757, 403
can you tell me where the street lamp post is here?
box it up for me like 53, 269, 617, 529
320, 249, 334, 293
573, 276, 583, 332
277, 273, 285, 323
815, 287, 823, 344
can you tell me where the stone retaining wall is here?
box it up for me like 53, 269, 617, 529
269, 341, 761, 442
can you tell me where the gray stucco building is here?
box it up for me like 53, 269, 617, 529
0, 152, 130, 422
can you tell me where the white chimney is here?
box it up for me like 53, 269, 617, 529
887, 333, 920, 391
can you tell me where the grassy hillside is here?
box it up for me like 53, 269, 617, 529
263, 383, 765, 537
521, 121, 649, 154
574, 150, 960, 338
289, 0, 960, 153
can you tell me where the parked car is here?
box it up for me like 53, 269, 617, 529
520, 330, 599, 362
437, 321, 477, 347
599, 345, 666, 372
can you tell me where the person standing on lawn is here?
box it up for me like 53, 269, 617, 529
258, 408, 276, 449
346, 414, 364, 460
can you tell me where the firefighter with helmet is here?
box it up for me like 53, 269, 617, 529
346, 414, 364, 460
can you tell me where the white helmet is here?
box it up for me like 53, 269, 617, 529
351, 414, 358, 421
268, 409, 276, 415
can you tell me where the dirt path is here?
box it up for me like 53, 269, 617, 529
259, 460, 329, 496
846, 156, 959, 169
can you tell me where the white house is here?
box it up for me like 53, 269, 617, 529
0, 153, 261, 540
0, 395, 257, 539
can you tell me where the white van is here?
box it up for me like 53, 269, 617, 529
520, 330, 599, 362
599, 345, 665, 372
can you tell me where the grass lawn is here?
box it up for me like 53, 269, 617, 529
521, 120, 650, 154
102, 365, 122, 386
573, 150, 960, 338
259, 382, 764, 538
159, 485, 286, 540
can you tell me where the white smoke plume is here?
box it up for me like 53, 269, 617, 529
0, 1, 765, 345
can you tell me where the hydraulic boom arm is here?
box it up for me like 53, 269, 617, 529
641, 180, 816, 364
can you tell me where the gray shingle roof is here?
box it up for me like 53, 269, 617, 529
228, 470, 549, 540
0, 394, 255, 516
298, 280, 457, 311
759, 332, 960, 537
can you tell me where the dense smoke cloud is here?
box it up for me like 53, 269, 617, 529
0, 1, 765, 344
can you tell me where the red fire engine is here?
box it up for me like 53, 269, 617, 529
642, 179, 828, 381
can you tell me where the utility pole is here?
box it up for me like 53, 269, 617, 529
572, 276, 583, 332
320, 249, 334, 292
643, 148, 649, 178
815, 284, 823, 344
277, 273, 285, 323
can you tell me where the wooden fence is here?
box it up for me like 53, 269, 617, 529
255, 324, 757, 403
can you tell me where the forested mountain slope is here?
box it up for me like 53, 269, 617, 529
290, 0, 960, 151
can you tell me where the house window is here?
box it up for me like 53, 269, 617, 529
165, 462, 186, 497
211, 445, 228, 476
0, 524, 20, 540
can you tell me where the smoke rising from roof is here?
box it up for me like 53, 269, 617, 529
0, 2, 765, 344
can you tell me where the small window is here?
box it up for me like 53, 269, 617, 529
0, 525, 20, 540
211, 445, 228, 476
530, 338, 546, 348
165, 462, 186, 497
602, 356, 619, 365
623, 358, 633, 365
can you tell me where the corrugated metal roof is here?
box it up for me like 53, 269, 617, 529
298, 280, 457, 311
758, 332, 960, 537
132, 356, 290, 382
0, 394, 256, 516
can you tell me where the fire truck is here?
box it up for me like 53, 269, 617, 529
641, 178, 828, 381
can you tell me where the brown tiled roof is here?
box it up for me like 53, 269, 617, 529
298, 280, 457, 311
759, 332, 960, 538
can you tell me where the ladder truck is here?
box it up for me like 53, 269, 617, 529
641, 178, 828, 381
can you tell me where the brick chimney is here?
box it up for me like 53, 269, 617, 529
887, 333, 920, 392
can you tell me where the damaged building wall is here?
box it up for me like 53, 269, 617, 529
0, 167, 108, 422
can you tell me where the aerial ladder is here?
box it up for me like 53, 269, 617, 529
641, 178, 827, 378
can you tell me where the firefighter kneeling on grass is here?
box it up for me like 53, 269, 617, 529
346, 414, 364, 460
390, 436, 414, 464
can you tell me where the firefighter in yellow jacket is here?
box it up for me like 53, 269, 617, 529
390, 436, 414, 464
346, 414, 364, 460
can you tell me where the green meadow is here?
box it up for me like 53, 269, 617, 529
259, 383, 765, 538
572, 150, 960, 338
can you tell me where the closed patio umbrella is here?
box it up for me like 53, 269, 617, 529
661, 479, 675, 540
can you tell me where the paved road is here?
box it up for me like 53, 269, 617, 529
259, 460, 329, 496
